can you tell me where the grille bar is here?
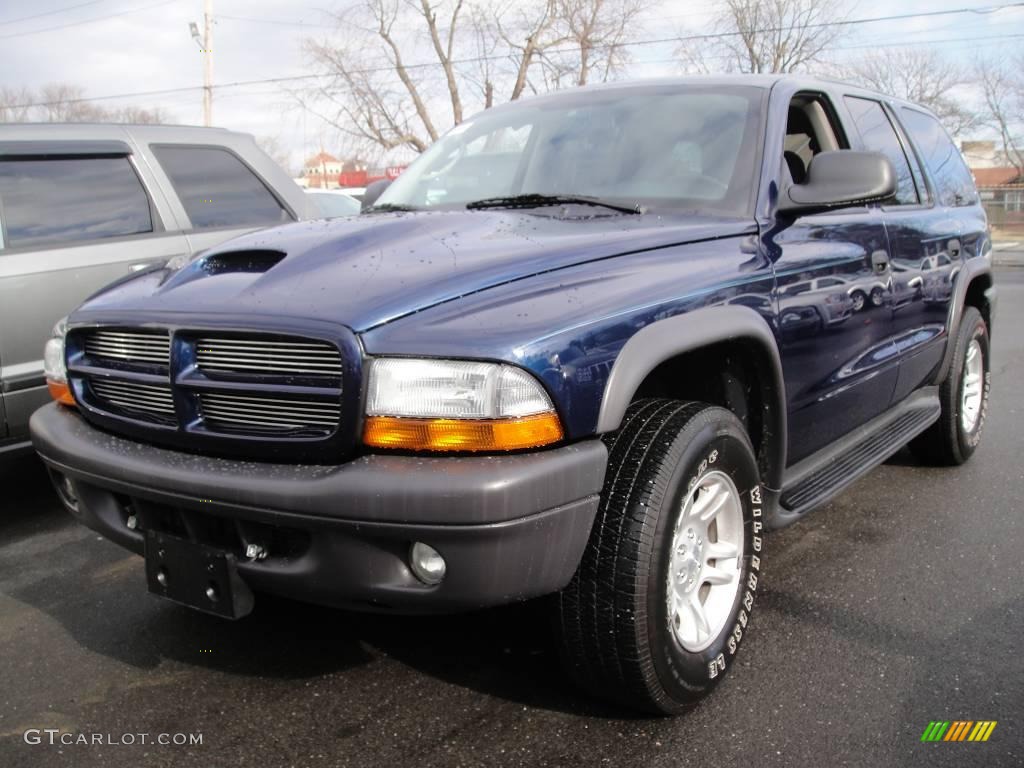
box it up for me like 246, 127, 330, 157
200, 392, 340, 433
196, 336, 342, 377
85, 330, 170, 365
90, 379, 175, 418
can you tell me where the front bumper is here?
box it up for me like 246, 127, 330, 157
31, 404, 606, 613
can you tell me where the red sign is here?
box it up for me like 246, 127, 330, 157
338, 166, 407, 187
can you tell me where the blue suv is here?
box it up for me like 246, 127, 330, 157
31, 76, 995, 713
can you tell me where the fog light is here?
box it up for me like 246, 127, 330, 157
409, 542, 446, 585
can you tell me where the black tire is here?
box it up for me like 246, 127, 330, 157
910, 306, 990, 465
554, 399, 764, 714
870, 287, 884, 306
850, 290, 867, 312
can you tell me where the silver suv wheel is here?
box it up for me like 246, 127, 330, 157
667, 470, 744, 652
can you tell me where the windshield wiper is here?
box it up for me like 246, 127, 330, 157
465, 193, 641, 214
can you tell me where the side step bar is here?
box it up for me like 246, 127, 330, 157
771, 388, 941, 528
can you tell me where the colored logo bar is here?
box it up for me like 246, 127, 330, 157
921, 721, 997, 742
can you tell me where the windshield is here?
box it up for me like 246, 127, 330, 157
377, 84, 765, 216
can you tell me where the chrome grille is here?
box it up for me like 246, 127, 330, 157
90, 379, 175, 421
196, 337, 342, 377
84, 330, 170, 365
199, 392, 340, 434
69, 324, 352, 459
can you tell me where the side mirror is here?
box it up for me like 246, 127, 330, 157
361, 179, 392, 211
779, 150, 896, 216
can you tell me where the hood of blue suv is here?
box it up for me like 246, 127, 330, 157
75, 209, 752, 331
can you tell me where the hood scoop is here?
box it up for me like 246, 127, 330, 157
201, 250, 286, 275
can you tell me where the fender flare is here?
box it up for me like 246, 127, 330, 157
595, 305, 787, 491
933, 257, 994, 384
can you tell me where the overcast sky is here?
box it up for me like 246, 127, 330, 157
1, 0, 1022, 172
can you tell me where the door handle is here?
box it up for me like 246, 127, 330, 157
127, 262, 155, 272
870, 250, 890, 275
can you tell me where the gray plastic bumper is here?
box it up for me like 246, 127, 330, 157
31, 404, 607, 612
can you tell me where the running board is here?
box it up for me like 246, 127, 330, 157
772, 388, 940, 528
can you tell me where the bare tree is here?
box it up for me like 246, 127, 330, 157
421, 0, 467, 124
303, 0, 654, 156
0, 87, 34, 122
680, 0, 849, 74
303, 0, 469, 154
0, 83, 171, 124
847, 49, 977, 137
108, 105, 173, 124
40, 84, 108, 122
975, 57, 1024, 175
542, 0, 645, 88
490, 0, 566, 101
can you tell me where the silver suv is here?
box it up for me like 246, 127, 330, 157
0, 124, 313, 457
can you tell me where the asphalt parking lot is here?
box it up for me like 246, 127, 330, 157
1, 268, 1022, 768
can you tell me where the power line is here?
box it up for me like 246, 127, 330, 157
217, 12, 323, 28
670, 2, 1024, 45
7, 4, 1024, 109
0, 0, 176, 41
0, 0, 105, 27
834, 30, 1024, 51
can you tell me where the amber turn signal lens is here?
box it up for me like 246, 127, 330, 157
363, 413, 564, 452
47, 380, 76, 407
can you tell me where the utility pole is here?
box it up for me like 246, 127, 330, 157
189, 0, 213, 127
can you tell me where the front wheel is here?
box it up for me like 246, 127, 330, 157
554, 399, 764, 714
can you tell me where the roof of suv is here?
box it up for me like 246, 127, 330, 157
481, 74, 933, 119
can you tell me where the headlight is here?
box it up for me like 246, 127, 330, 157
44, 318, 75, 406
363, 358, 563, 452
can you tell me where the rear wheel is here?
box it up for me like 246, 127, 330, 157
910, 306, 990, 465
850, 290, 867, 312
554, 399, 764, 714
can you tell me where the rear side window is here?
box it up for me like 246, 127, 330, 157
899, 108, 978, 207
844, 97, 920, 205
152, 145, 291, 230
0, 156, 152, 249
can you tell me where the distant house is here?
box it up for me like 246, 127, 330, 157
961, 140, 1001, 170
300, 151, 343, 189
961, 140, 1023, 233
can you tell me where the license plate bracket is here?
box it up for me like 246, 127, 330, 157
144, 531, 254, 619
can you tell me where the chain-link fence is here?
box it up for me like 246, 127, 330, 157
980, 186, 1024, 239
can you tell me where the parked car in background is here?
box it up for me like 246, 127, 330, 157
778, 276, 855, 330
305, 189, 361, 218
844, 271, 887, 311
0, 124, 314, 457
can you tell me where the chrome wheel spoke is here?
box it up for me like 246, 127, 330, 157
686, 593, 711, 638
705, 540, 739, 560
694, 481, 728, 523
701, 565, 734, 586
